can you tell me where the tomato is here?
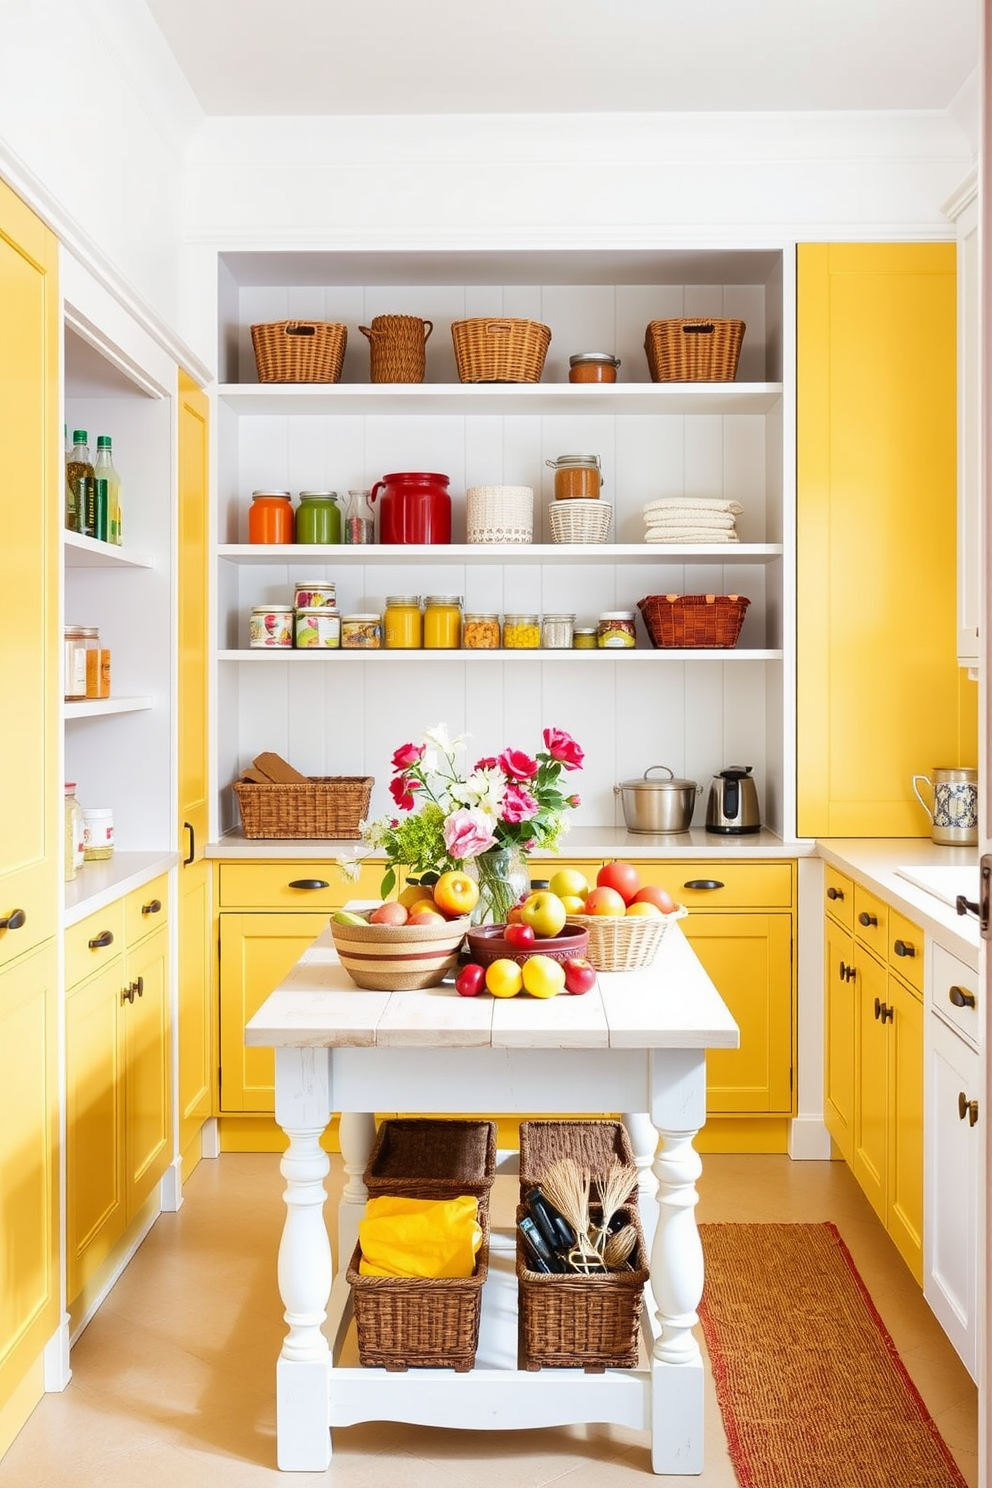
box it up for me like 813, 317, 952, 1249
631, 883, 677, 914
596, 860, 642, 904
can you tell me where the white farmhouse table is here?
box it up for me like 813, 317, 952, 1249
245, 924, 738, 1474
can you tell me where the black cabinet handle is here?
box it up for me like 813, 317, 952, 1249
881, 1002, 893, 1023
121, 984, 135, 1004
0, 908, 26, 932
183, 821, 195, 867
893, 939, 915, 958
842, 962, 856, 983
88, 930, 114, 949
141, 899, 162, 916
133, 975, 144, 998
958, 1092, 979, 1127
956, 894, 980, 920
949, 985, 977, 1009
858, 911, 877, 927
683, 879, 724, 891
826, 886, 845, 901
288, 879, 330, 891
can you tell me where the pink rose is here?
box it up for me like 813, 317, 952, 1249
389, 775, 419, 811
501, 782, 540, 823
391, 742, 425, 770
499, 748, 539, 781
543, 728, 584, 769
443, 808, 496, 860
567, 794, 581, 808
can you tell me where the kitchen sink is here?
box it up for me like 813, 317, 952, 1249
894, 863, 980, 911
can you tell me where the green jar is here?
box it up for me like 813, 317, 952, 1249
295, 490, 341, 544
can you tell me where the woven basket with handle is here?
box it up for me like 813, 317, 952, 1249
364, 1119, 497, 1203
638, 593, 750, 649
359, 315, 433, 383
451, 317, 551, 383
563, 904, 687, 972
232, 775, 372, 838
250, 320, 347, 383
644, 318, 745, 382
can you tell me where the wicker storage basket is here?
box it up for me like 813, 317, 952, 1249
644, 318, 745, 383
466, 484, 534, 544
232, 775, 372, 839
516, 1202, 648, 1372
638, 593, 750, 649
365, 1119, 497, 1204
358, 315, 433, 384
250, 320, 348, 384
563, 904, 687, 973
347, 1206, 489, 1371
548, 500, 612, 544
451, 318, 551, 383
518, 1119, 635, 1200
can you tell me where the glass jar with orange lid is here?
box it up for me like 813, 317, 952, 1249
248, 490, 294, 543
423, 595, 462, 649
384, 595, 422, 649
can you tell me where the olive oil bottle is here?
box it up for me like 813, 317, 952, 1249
65, 429, 93, 534
94, 435, 122, 545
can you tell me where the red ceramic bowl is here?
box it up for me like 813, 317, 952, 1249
464, 923, 589, 969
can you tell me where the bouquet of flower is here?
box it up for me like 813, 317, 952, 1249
345, 723, 584, 902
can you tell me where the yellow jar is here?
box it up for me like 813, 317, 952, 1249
503, 613, 541, 649
462, 613, 501, 649
423, 595, 462, 649
384, 595, 422, 649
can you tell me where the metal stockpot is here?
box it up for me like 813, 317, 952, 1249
615, 765, 701, 834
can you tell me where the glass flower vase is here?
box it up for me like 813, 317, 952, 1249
468, 846, 530, 926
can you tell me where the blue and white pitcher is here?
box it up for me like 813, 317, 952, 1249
911, 766, 978, 846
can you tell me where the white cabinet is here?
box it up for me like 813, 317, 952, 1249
924, 941, 981, 1380
212, 247, 793, 840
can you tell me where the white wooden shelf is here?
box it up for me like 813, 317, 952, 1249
217, 381, 784, 417
63, 696, 154, 720
217, 542, 783, 565
218, 648, 782, 662
64, 531, 154, 569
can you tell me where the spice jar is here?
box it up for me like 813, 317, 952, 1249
462, 613, 501, 649
249, 605, 294, 648
294, 608, 341, 648
80, 626, 111, 699
573, 628, 597, 650
293, 582, 336, 610
341, 614, 382, 649
503, 613, 541, 649
384, 596, 423, 649
541, 614, 575, 649
64, 784, 84, 882
249, 490, 294, 544
294, 491, 341, 545
64, 625, 89, 700
568, 353, 621, 384
423, 595, 462, 649
597, 611, 637, 648
344, 489, 375, 544
545, 454, 603, 501
82, 806, 115, 861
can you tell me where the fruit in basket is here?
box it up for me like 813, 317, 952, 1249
410, 908, 446, 924
596, 860, 642, 904
625, 901, 663, 917
398, 881, 433, 909
504, 922, 536, 947
369, 901, 409, 925
563, 957, 597, 995
521, 955, 566, 999
519, 890, 567, 939
582, 886, 627, 916
432, 869, 481, 918
548, 867, 590, 900
631, 884, 677, 913
485, 958, 524, 998
559, 894, 586, 914
332, 909, 368, 927
455, 962, 486, 998
404, 898, 438, 919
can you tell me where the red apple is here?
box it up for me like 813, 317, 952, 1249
455, 962, 486, 997
504, 922, 537, 947
596, 860, 642, 904
582, 885, 627, 917
563, 957, 597, 995
369, 901, 409, 925
631, 884, 677, 914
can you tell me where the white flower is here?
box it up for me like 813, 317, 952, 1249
423, 722, 469, 757
459, 767, 506, 815
335, 854, 363, 882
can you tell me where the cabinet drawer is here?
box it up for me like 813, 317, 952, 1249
124, 874, 170, 945
640, 861, 794, 910
931, 942, 979, 1048
888, 908, 923, 993
824, 867, 854, 930
853, 885, 888, 957
65, 900, 125, 988
218, 859, 384, 910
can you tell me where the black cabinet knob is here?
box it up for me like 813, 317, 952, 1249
0, 908, 26, 932
288, 879, 330, 891
141, 898, 162, 916
858, 911, 877, 928
958, 1092, 979, 1127
893, 939, 915, 958
121, 983, 135, 1005
826, 886, 844, 901
88, 929, 114, 949
949, 985, 977, 1009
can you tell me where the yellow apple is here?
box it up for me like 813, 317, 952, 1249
625, 901, 663, 917
432, 869, 481, 918
485, 958, 524, 998
560, 894, 586, 914
398, 881, 432, 909
548, 867, 590, 900
521, 954, 566, 998
519, 890, 567, 939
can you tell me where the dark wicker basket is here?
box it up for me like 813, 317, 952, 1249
250, 320, 348, 383
519, 1119, 636, 1200
638, 594, 749, 649
347, 1206, 489, 1371
451, 317, 551, 383
359, 314, 433, 383
364, 1119, 497, 1203
644, 318, 745, 382
232, 775, 373, 839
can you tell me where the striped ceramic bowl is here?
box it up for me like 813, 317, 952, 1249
330, 911, 469, 990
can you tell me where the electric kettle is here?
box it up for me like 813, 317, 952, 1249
705, 765, 761, 834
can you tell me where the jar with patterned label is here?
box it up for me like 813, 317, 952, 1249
341, 615, 383, 649
293, 581, 336, 610
82, 806, 115, 861
249, 605, 294, 648
597, 611, 637, 648
295, 608, 341, 648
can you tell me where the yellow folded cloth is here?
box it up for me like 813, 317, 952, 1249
358, 1194, 482, 1278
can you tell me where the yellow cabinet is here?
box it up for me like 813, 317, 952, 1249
797, 242, 976, 836
824, 900, 856, 1164
66, 879, 172, 1305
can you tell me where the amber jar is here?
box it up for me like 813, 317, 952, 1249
249, 490, 294, 543
462, 613, 501, 649
384, 595, 423, 649
423, 595, 462, 649
546, 454, 602, 501
568, 353, 621, 384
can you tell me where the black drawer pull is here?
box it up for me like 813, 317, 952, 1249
893, 938, 915, 958
683, 879, 724, 891
0, 908, 26, 932
141, 898, 162, 916
956, 894, 980, 919
121, 983, 135, 1004
949, 985, 977, 1009
958, 1092, 979, 1127
288, 879, 330, 891
88, 930, 114, 949
858, 911, 877, 928
826, 886, 845, 901
840, 962, 856, 983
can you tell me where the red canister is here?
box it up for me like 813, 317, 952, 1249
369, 471, 452, 544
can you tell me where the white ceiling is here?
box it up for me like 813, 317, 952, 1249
144, 0, 979, 118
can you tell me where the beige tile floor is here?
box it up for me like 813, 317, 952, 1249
0, 1150, 978, 1487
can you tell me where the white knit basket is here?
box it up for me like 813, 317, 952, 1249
548, 500, 613, 544
466, 485, 534, 544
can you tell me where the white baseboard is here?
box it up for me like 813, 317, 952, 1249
788, 1116, 833, 1160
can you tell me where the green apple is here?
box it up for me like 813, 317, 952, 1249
519, 889, 567, 939
332, 910, 369, 926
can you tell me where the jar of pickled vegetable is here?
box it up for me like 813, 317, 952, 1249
423, 595, 462, 649
384, 595, 423, 649
503, 613, 541, 649
294, 491, 341, 545
462, 613, 501, 649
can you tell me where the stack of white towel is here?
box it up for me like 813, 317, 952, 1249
643, 498, 743, 543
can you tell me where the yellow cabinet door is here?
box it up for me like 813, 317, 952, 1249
66, 961, 127, 1302
681, 913, 793, 1115
0, 181, 59, 971
853, 948, 889, 1224
0, 941, 59, 1403
123, 925, 171, 1217
177, 859, 211, 1165
823, 915, 856, 1163
219, 912, 329, 1112
797, 242, 975, 836
887, 974, 923, 1282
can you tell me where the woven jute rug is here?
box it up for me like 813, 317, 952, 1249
697, 1222, 968, 1488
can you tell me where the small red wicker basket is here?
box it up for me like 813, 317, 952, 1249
638, 593, 749, 649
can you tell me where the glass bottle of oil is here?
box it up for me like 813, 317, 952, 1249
65, 429, 93, 534
95, 435, 122, 545
64, 783, 84, 882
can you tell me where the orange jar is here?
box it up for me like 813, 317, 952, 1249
248, 489, 294, 543
423, 595, 462, 649
546, 454, 602, 501
568, 353, 620, 383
